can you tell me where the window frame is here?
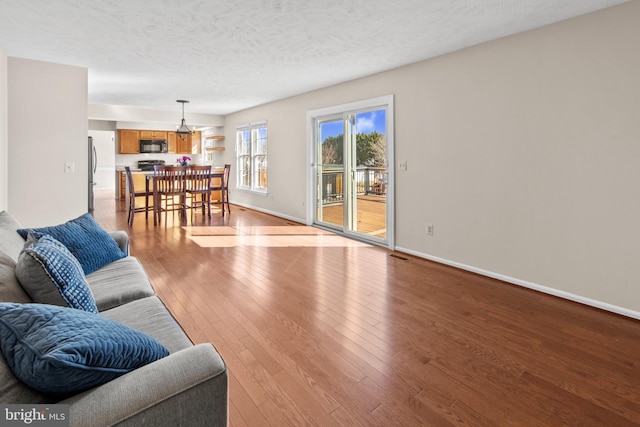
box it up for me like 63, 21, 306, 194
236, 121, 268, 194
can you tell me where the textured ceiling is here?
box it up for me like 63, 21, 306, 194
0, 0, 629, 115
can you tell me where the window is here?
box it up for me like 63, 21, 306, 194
236, 121, 268, 192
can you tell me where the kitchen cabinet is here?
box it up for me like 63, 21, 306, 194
119, 171, 126, 200
119, 129, 203, 154
192, 131, 202, 154
168, 131, 201, 154
139, 130, 168, 140
177, 134, 191, 154
167, 132, 177, 153
120, 170, 152, 203
118, 130, 140, 154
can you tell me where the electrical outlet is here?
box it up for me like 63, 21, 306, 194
425, 224, 434, 235
399, 160, 408, 171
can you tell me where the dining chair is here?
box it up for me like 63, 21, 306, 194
124, 166, 154, 227
185, 165, 212, 223
210, 164, 231, 216
153, 165, 187, 225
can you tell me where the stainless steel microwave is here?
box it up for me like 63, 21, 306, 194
139, 139, 168, 153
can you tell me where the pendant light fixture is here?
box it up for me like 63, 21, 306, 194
176, 100, 194, 141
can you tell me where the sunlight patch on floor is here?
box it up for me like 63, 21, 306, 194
183, 225, 370, 248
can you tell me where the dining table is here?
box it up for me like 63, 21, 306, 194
144, 166, 225, 225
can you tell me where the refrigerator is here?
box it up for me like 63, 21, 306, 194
88, 136, 96, 215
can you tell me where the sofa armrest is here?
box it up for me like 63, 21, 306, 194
61, 343, 228, 427
109, 231, 130, 256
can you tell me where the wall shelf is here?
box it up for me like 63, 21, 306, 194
203, 134, 225, 164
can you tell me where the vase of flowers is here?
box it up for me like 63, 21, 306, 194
177, 155, 191, 166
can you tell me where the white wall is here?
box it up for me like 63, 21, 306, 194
225, 2, 640, 316
8, 58, 88, 226
88, 104, 224, 129
0, 48, 7, 211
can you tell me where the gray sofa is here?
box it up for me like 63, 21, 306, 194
0, 211, 227, 426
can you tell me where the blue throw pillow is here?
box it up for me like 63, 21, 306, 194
0, 303, 169, 396
17, 213, 126, 275
15, 234, 98, 313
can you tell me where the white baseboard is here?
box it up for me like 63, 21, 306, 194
395, 246, 640, 321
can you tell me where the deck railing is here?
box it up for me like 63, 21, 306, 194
321, 166, 386, 204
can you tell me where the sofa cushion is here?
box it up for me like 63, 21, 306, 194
0, 254, 63, 404
17, 213, 126, 275
0, 211, 26, 262
86, 257, 155, 311
101, 296, 193, 354
0, 303, 169, 396
15, 235, 98, 313
0, 252, 31, 304
0, 352, 54, 404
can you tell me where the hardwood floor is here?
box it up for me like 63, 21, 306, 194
94, 195, 640, 426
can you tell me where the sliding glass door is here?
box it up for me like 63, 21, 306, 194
310, 96, 393, 247
316, 116, 345, 229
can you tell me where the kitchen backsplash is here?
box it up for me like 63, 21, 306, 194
115, 152, 205, 168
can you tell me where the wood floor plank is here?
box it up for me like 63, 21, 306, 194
93, 195, 640, 426
235, 307, 344, 416
328, 404, 383, 427
228, 373, 268, 427
519, 370, 638, 427
271, 369, 339, 426
239, 348, 317, 427
361, 374, 459, 427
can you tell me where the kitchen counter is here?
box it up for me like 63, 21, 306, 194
115, 166, 143, 172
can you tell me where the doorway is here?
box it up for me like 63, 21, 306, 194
307, 96, 394, 248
